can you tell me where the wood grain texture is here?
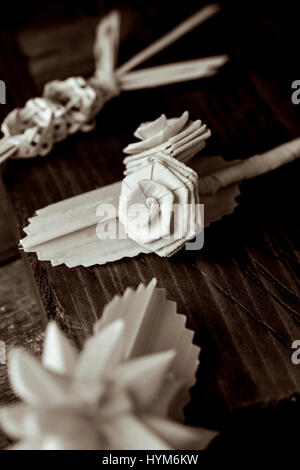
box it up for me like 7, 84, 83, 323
0, 178, 18, 263
0, 258, 45, 448
1, 1, 300, 431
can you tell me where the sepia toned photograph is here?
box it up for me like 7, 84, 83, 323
0, 0, 299, 458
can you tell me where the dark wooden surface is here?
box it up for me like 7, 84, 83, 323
0, 258, 45, 449
1, 0, 300, 446
0, 178, 18, 264
0, 259, 45, 394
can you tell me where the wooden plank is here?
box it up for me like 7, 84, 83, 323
0, 178, 18, 263
0, 258, 45, 448
1, 2, 300, 430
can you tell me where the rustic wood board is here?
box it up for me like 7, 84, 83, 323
0, 258, 45, 448
0, 178, 18, 263
0, 258, 45, 403
1, 1, 300, 432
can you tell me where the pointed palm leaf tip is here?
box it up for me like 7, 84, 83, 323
0, 280, 216, 450
0, 404, 30, 439
43, 321, 78, 375
8, 349, 70, 405
111, 350, 177, 409
74, 319, 125, 381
